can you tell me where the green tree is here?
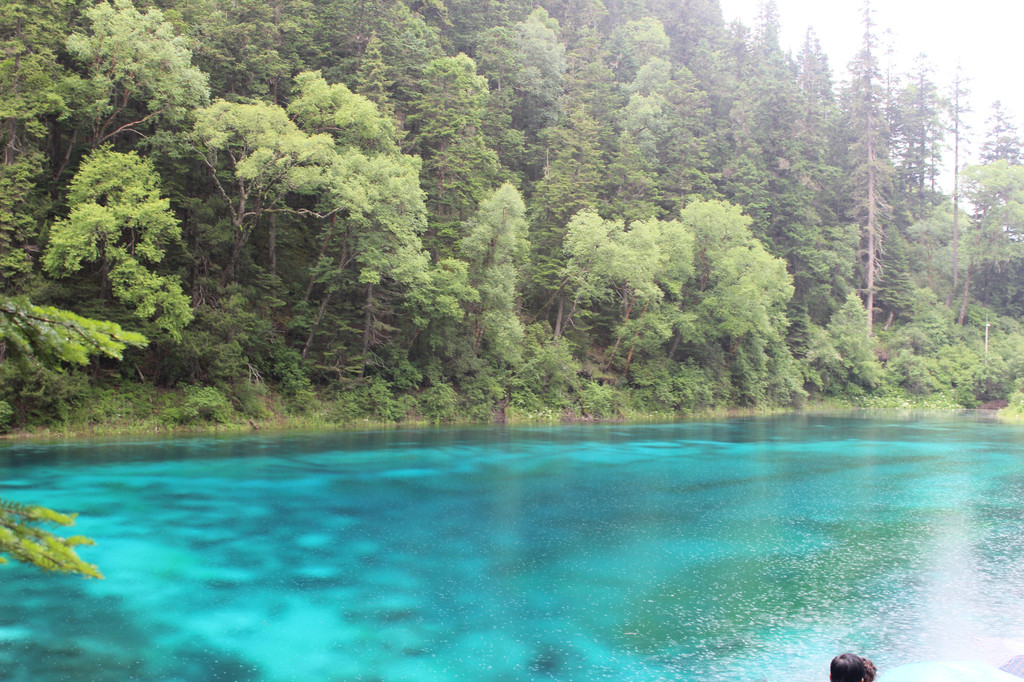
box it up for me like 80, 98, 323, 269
948, 66, 971, 305
460, 183, 529, 362
66, 0, 210, 148
408, 53, 500, 252
192, 98, 335, 285
840, 1, 894, 335
528, 105, 605, 338
676, 200, 798, 404
0, 0, 69, 285
958, 161, 1024, 323
287, 72, 451, 374
354, 32, 395, 116
510, 8, 566, 138
890, 56, 946, 222
563, 210, 695, 375
43, 149, 193, 340
173, 0, 308, 103
980, 101, 1022, 166
806, 291, 881, 393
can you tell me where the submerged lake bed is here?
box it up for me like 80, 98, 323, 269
3, 413, 1024, 681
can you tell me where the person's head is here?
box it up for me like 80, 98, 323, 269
830, 653, 865, 682
862, 657, 876, 682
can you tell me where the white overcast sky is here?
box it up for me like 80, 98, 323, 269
717, 0, 1024, 185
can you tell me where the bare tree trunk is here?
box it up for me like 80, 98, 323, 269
669, 331, 682, 359
866, 108, 878, 337
553, 291, 565, 340
268, 213, 277, 276
473, 319, 483, 351
359, 283, 374, 378
302, 292, 333, 359
222, 229, 248, 287
958, 264, 971, 325
624, 302, 649, 377
949, 71, 963, 307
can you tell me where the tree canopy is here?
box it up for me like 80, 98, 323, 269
2, 0, 1024, 439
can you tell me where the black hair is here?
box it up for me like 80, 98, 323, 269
830, 653, 865, 682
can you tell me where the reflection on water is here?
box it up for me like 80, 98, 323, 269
2, 414, 1024, 681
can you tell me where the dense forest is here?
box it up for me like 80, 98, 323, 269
3, 0, 1024, 433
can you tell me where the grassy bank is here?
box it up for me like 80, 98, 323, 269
0, 381, 816, 442
4, 382, 990, 444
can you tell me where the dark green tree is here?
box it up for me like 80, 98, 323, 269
408, 54, 501, 253
840, 1, 894, 335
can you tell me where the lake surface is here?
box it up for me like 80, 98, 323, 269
2, 413, 1024, 681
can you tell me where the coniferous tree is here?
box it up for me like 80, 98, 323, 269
528, 105, 604, 339
890, 56, 946, 223
408, 54, 501, 254
948, 66, 971, 306
980, 101, 1022, 166
841, 1, 893, 335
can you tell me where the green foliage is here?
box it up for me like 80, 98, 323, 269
0, 499, 102, 578
160, 385, 233, 425
628, 359, 714, 413
509, 325, 578, 412
460, 183, 529, 363
67, 0, 210, 146
8, 0, 1024, 444
44, 148, 192, 339
0, 362, 88, 427
0, 399, 12, 433
418, 381, 459, 424
1000, 388, 1024, 419
327, 376, 406, 423
805, 293, 882, 395
0, 295, 147, 367
69, 381, 160, 427
576, 380, 622, 419
409, 53, 500, 247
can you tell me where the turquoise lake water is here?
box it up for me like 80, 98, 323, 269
2, 413, 1024, 681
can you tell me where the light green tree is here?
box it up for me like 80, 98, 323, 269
287, 72, 466, 372
66, 0, 210, 148
563, 210, 694, 372
43, 149, 193, 340
460, 183, 529, 362
673, 200, 799, 404
192, 98, 335, 285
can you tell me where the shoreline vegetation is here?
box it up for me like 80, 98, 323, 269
0, 387, 1011, 444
